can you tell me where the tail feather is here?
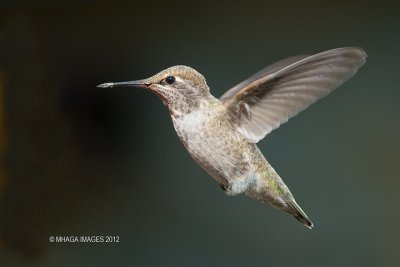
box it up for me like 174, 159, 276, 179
246, 188, 314, 229
287, 200, 314, 229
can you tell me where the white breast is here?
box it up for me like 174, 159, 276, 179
172, 103, 211, 138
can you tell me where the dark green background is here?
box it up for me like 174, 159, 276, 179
1, 1, 399, 266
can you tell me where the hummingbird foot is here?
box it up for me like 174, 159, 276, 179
220, 183, 232, 192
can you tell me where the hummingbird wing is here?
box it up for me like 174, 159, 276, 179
220, 55, 309, 101
220, 47, 367, 143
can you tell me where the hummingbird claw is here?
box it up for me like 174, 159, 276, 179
220, 183, 232, 192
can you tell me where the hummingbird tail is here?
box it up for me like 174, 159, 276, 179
287, 200, 314, 229
246, 188, 314, 229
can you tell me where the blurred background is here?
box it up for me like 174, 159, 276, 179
0, 0, 399, 266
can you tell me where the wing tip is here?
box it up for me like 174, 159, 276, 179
330, 46, 367, 64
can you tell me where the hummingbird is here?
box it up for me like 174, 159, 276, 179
98, 47, 366, 229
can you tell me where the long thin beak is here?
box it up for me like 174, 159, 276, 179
96, 80, 150, 88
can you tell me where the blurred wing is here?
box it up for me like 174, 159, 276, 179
221, 47, 367, 143
220, 55, 309, 101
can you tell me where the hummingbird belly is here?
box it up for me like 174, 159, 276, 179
172, 111, 256, 195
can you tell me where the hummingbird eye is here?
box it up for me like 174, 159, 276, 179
165, 76, 175, 85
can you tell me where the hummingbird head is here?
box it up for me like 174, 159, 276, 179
97, 65, 212, 116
